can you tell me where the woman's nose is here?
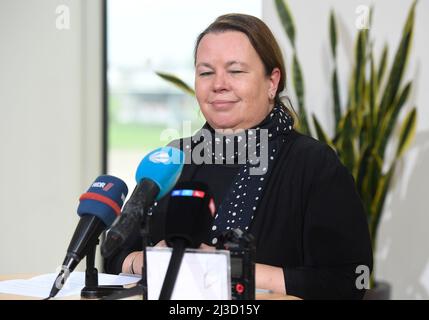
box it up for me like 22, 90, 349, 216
213, 72, 229, 92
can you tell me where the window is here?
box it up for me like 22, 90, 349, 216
106, 0, 262, 189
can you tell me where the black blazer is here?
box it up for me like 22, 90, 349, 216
104, 130, 373, 300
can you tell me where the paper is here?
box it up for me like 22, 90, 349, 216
0, 272, 139, 299
146, 247, 231, 300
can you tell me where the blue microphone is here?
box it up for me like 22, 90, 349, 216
48, 175, 128, 298
101, 146, 185, 258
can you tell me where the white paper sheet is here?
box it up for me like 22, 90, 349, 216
146, 247, 231, 300
0, 272, 139, 299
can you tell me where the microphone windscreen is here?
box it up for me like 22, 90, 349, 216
165, 181, 215, 248
135, 146, 185, 200
77, 175, 128, 227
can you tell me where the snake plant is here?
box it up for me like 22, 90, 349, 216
275, 0, 418, 285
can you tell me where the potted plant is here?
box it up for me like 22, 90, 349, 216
273, 0, 418, 299
156, 0, 418, 299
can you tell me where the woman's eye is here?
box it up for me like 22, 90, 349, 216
199, 71, 213, 76
229, 70, 243, 74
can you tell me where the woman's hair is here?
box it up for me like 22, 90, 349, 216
194, 13, 295, 118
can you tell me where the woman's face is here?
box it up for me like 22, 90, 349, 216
195, 31, 280, 131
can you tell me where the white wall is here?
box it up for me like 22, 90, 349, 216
0, 0, 103, 274
263, 0, 429, 299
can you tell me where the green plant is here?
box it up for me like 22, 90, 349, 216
275, 0, 418, 285
155, 1, 418, 286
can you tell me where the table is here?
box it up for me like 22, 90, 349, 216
0, 274, 301, 300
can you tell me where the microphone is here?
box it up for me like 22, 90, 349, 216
159, 181, 215, 300
48, 175, 128, 299
101, 146, 185, 259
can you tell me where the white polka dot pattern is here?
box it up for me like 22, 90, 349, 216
208, 104, 294, 242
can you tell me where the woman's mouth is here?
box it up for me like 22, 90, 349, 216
210, 100, 239, 110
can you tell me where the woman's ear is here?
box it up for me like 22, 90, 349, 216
268, 67, 281, 97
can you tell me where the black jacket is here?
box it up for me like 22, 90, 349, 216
104, 130, 373, 299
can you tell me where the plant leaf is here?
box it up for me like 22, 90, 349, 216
356, 146, 382, 221
368, 5, 374, 29
356, 143, 372, 194
337, 109, 356, 173
292, 54, 310, 135
312, 114, 334, 147
155, 71, 195, 96
275, 0, 296, 48
329, 10, 337, 58
377, 44, 389, 85
370, 166, 394, 240
396, 107, 417, 158
363, 150, 382, 207
330, 10, 341, 135
332, 67, 342, 134
368, 52, 377, 144
354, 30, 366, 110
378, 0, 416, 120
377, 82, 412, 158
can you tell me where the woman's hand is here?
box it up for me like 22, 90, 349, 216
121, 240, 167, 275
255, 263, 286, 294
199, 243, 216, 251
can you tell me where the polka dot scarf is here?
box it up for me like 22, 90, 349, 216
198, 104, 294, 245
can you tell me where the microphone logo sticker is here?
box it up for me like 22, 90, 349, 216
102, 183, 114, 192
149, 151, 171, 164
92, 182, 106, 188
91, 181, 114, 191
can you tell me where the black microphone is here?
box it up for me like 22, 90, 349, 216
48, 175, 128, 299
159, 181, 215, 300
101, 147, 185, 259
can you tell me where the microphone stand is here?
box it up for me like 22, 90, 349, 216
81, 239, 126, 299
137, 205, 151, 300
158, 239, 186, 300
102, 206, 151, 300
102, 181, 160, 300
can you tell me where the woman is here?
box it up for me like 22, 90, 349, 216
105, 13, 372, 300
